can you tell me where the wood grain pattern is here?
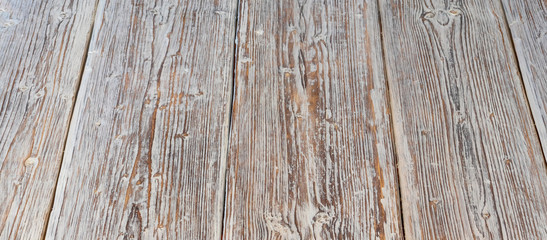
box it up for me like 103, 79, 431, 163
0, 0, 97, 238
223, 0, 402, 238
379, 0, 547, 238
500, 0, 547, 161
44, 0, 237, 238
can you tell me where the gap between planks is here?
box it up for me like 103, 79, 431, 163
498, 0, 547, 164
44, 1, 239, 239
375, 0, 407, 238
0, 0, 99, 239
38, 0, 547, 238
40, 1, 101, 239
219, 0, 241, 238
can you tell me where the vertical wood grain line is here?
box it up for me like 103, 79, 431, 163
40, 2, 101, 239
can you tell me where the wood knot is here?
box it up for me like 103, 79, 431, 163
115, 134, 126, 140
421, 11, 436, 20
115, 105, 125, 111
125, 204, 143, 239
213, 9, 229, 16
175, 132, 189, 139
313, 211, 333, 225
24, 157, 39, 167
421, 9, 460, 26
455, 111, 466, 123
240, 57, 252, 63
436, 11, 450, 25
18, 83, 31, 92
57, 11, 72, 21
449, 9, 462, 16
148, 8, 161, 16
482, 211, 490, 219
429, 198, 441, 206
0, 10, 19, 31
537, 30, 547, 42
264, 213, 296, 237
61, 93, 74, 100
35, 89, 46, 98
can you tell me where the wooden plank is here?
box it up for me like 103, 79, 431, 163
379, 0, 547, 239
223, 0, 403, 238
44, 0, 237, 238
500, 0, 547, 161
0, 0, 97, 239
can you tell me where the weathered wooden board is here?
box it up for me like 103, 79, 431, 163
223, 0, 402, 238
501, 0, 547, 161
45, 0, 237, 239
379, 0, 547, 239
0, 0, 97, 238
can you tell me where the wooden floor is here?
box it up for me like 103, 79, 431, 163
1, 0, 546, 239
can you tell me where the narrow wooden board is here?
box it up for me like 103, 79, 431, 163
501, 0, 547, 161
0, 0, 97, 238
45, 0, 237, 238
223, 0, 403, 238
379, 0, 547, 239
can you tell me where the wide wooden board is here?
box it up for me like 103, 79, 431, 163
223, 0, 403, 239
45, 0, 237, 238
379, 0, 547, 238
501, 0, 547, 161
0, 0, 97, 238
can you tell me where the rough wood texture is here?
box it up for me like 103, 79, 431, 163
501, 0, 547, 161
379, 0, 547, 238
223, 0, 402, 238
45, 0, 237, 238
0, 0, 97, 238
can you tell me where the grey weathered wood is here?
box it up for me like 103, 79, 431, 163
45, 0, 237, 238
0, 0, 97, 238
223, 0, 403, 238
379, 0, 547, 239
501, 0, 547, 161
